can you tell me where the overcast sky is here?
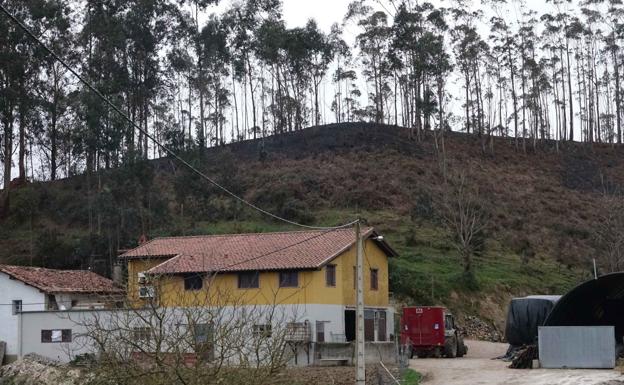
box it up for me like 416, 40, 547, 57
276, 0, 548, 32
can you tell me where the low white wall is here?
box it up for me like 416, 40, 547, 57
18, 304, 395, 365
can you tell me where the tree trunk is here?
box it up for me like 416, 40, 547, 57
614, 47, 622, 144
18, 103, 26, 181
2, 113, 13, 189
566, 39, 574, 141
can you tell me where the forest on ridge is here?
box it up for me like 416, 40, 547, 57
2, 0, 624, 187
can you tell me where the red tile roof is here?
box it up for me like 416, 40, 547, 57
0, 265, 124, 294
119, 228, 396, 274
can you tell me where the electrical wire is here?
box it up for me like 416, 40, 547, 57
2, 226, 359, 306
140, 227, 352, 292
0, 4, 358, 231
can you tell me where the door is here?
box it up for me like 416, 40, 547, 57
316, 321, 325, 342
365, 310, 375, 341
345, 310, 356, 342
377, 311, 387, 341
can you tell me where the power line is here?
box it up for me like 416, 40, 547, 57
0, 4, 357, 231
140, 227, 349, 292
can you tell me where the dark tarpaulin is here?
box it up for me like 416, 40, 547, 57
544, 272, 624, 342
505, 295, 560, 346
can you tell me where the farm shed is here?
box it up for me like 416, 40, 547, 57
544, 272, 624, 341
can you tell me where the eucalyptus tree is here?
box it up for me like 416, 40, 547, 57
390, 2, 450, 138
226, 0, 282, 139
0, 0, 74, 186
304, 20, 334, 127
580, 3, 603, 143
36, 0, 74, 180
488, 2, 519, 143
602, 0, 624, 143
356, 10, 392, 124
254, 18, 289, 133
78, 0, 127, 172
451, 5, 488, 136
329, 23, 355, 124
198, 16, 231, 146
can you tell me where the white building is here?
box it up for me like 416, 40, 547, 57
0, 265, 123, 363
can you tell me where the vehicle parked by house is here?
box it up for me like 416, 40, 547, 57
400, 306, 467, 358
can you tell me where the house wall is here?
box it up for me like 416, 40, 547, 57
127, 239, 390, 309
0, 272, 46, 361
18, 304, 395, 365
339, 240, 390, 307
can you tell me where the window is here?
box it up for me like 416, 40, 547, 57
325, 264, 336, 287
370, 269, 379, 291
133, 327, 151, 341
193, 323, 215, 360
184, 274, 203, 291
253, 324, 272, 338
316, 321, 325, 342
445, 314, 454, 330
47, 294, 58, 311
279, 271, 298, 288
41, 329, 71, 343
194, 323, 214, 345
12, 300, 22, 315
238, 271, 259, 289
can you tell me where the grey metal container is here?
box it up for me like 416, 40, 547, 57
538, 326, 615, 369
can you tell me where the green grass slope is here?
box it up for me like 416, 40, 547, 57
1, 123, 618, 328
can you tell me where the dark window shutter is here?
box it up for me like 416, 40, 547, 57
326, 265, 336, 287
370, 269, 379, 290
41, 330, 52, 343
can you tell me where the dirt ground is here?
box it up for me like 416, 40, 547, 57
281, 365, 399, 385
411, 340, 624, 385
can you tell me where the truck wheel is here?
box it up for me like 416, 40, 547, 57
457, 336, 467, 358
444, 336, 458, 358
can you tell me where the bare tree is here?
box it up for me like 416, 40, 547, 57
593, 196, 624, 273
69, 273, 305, 385
438, 171, 489, 276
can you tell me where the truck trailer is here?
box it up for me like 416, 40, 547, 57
400, 306, 468, 358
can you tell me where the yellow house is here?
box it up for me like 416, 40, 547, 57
119, 227, 397, 343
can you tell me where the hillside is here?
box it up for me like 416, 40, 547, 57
1, 123, 620, 331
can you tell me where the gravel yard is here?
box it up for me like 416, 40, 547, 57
411, 340, 624, 385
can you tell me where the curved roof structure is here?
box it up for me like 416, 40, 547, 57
544, 272, 624, 340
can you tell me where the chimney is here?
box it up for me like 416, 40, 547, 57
112, 264, 124, 285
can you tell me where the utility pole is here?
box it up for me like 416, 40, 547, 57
355, 220, 365, 385
593, 258, 597, 279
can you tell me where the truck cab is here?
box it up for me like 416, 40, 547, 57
400, 306, 468, 358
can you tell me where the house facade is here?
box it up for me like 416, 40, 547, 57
119, 228, 397, 354
0, 265, 123, 362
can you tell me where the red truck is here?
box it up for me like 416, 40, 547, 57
400, 306, 468, 358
